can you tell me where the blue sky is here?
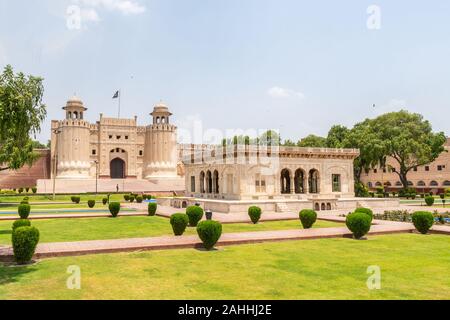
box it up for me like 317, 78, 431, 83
0, 0, 449, 144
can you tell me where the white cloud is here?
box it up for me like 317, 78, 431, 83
268, 86, 305, 100
74, 0, 146, 15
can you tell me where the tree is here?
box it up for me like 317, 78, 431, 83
326, 125, 350, 148
31, 140, 47, 149
0, 65, 47, 171
283, 139, 297, 147
297, 134, 327, 147
370, 110, 446, 189
259, 130, 281, 146
343, 119, 386, 183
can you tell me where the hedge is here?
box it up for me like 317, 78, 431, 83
109, 202, 121, 217
12, 226, 40, 264
299, 209, 317, 229
412, 211, 434, 234
12, 219, 31, 231
346, 212, 372, 239
186, 206, 204, 227
354, 207, 373, 221
197, 220, 223, 250
87, 200, 96, 208
148, 203, 157, 216
18, 204, 31, 219
170, 213, 189, 236
425, 196, 435, 206
248, 206, 262, 224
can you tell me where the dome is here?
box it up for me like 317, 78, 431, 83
63, 95, 87, 111
151, 102, 172, 116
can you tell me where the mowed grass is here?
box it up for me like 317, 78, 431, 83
0, 234, 449, 300
0, 193, 129, 203
0, 217, 342, 245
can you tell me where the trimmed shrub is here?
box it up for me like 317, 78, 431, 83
148, 203, 157, 216
299, 209, 317, 229
12, 219, 31, 231
439, 193, 445, 200
248, 206, 262, 224
87, 200, 96, 208
197, 220, 223, 250
32, 187, 37, 194
12, 226, 40, 264
425, 196, 435, 206
129, 195, 135, 203
346, 212, 372, 239
354, 207, 373, 221
70, 196, 81, 204
102, 198, 108, 205
136, 196, 143, 203
124, 195, 130, 201
170, 213, 189, 236
18, 204, 31, 219
109, 202, 121, 218
186, 206, 204, 227
25, 187, 30, 193
412, 211, 434, 234
18, 188, 23, 194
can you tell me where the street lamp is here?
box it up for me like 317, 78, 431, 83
52, 129, 62, 200
93, 160, 99, 195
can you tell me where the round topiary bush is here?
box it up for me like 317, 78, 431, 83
248, 206, 262, 224
136, 196, 143, 203
354, 207, 374, 221
124, 194, 130, 201
18, 188, 23, 194
102, 198, 108, 205
12, 226, 40, 264
109, 202, 121, 218
12, 219, 31, 231
88, 200, 96, 208
299, 209, 317, 229
32, 187, 37, 194
425, 196, 435, 206
129, 195, 135, 203
186, 206, 204, 227
346, 212, 372, 239
412, 211, 434, 234
18, 204, 31, 219
196, 220, 223, 250
170, 213, 189, 236
148, 203, 157, 216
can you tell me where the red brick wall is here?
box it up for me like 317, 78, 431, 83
0, 149, 51, 189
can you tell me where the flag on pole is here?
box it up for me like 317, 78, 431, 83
113, 91, 120, 99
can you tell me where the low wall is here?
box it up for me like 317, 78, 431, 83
37, 177, 185, 194
161, 196, 401, 214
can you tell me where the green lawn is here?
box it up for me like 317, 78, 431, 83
0, 203, 113, 211
0, 217, 342, 245
1, 234, 449, 300
0, 193, 130, 203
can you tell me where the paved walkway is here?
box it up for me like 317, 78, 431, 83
0, 222, 417, 262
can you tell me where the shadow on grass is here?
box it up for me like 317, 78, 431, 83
0, 262, 38, 286
0, 229, 12, 235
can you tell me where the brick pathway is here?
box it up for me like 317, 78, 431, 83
0, 220, 422, 262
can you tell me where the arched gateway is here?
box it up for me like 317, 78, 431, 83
110, 158, 126, 179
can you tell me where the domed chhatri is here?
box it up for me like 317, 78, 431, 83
63, 96, 87, 120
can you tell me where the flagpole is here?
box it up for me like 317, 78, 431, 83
118, 89, 121, 118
